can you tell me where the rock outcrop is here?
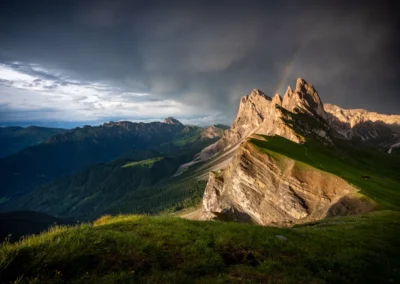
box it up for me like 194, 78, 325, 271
201, 139, 372, 226
200, 125, 225, 140
282, 78, 326, 120
324, 104, 400, 150
163, 117, 183, 125
324, 104, 400, 128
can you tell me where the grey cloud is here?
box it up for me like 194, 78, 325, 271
43, 84, 58, 90
73, 95, 88, 101
0, 0, 399, 125
83, 102, 97, 110
5, 62, 61, 81
0, 79, 13, 86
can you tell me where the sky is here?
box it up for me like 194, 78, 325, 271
0, 0, 399, 128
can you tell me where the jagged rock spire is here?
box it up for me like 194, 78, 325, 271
282, 78, 326, 119
272, 93, 282, 106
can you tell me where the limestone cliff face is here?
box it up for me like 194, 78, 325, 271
194, 89, 278, 161
201, 140, 373, 225
200, 126, 224, 140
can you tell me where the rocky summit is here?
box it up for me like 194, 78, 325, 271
192, 78, 398, 225
163, 117, 183, 125
194, 78, 330, 163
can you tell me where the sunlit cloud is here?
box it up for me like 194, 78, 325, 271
0, 62, 221, 125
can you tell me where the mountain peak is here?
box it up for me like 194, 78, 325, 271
272, 93, 282, 106
249, 89, 270, 100
193, 79, 332, 162
295, 78, 307, 91
235, 89, 273, 126
282, 78, 326, 119
163, 117, 182, 125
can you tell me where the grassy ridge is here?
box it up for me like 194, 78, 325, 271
121, 157, 164, 168
172, 127, 203, 146
250, 135, 400, 210
0, 211, 399, 283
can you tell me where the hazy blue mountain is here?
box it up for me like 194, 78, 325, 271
0, 121, 225, 219
0, 120, 185, 198
0, 126, 67, 158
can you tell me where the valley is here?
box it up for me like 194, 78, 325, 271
1, 78, 399, 283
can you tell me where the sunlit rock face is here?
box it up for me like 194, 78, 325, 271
201, 140, 373, 226
282, 78, 326, 120
163, 117, 183, 125
194, 78, 333, 162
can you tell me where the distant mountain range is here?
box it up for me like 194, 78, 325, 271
0, 120, 227, 221
0, 126, 67, 158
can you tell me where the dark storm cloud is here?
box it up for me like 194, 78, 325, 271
0, 0, 399, 124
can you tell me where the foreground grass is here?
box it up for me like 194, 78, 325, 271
1, 211, 399, 283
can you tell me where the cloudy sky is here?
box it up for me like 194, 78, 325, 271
0, 0, 399, 127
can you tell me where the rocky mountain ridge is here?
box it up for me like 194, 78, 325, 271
192, 78, 398, 225
324, 104, 400, 151
0, 118, 224, 205
194, 78, 331, 163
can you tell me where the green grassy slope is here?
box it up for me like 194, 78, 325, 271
250, 135, 400, 210
8, 150, 205, 221
122, 157, 164, 168
171, 126, 203, 146
1, 211, 399, 283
